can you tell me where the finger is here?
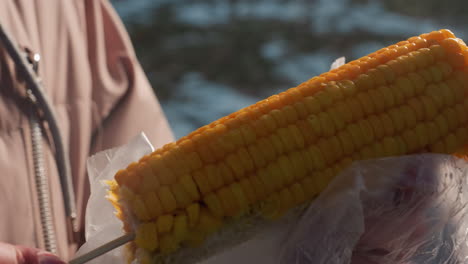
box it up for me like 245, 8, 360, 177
0, 243, 65, 264
16, 246, 65, 264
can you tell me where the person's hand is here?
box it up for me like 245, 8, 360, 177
0, 242, 65, 264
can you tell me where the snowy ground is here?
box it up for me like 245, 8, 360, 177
113, 0, 466, 139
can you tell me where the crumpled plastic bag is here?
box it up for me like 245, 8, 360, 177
280, 154, 468, 264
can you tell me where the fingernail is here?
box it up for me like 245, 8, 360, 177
38, 252, 65, 264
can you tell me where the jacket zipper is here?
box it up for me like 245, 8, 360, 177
27, 54, 57, 253
29, 111, 57, 253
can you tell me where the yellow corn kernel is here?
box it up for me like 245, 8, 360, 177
157, 214, 174, 234
135, 222, 158, 251
400, 105, 417, 129
270, 109, 288, 128
264, 162, 283, 191
427, 121, 441, 143
290, 182, 307, 204
239, 124, 257, 145
290, 150, 307, 180
336, 101, 353, 124
446, 78, 465, 102
303, 96, 322, 115
138, 162, 160, 192
258, 167, 276, 193
315, 90, 334, 108
269, 133, 286, 155
396, 135, 408, 154
357, 92, 375, 116
283, 105, 299, 124
415, 123, 430, 148
301, 176, 317, 199
171, 184, 192, 208
158, 186, 178, 213
455, 104, 467, 125
132, 196, 151, 221
396, 77, 416, 98
217, 186, 239, 217
230, 182, 249, 213
337, 130, 355, 155
338, 80, 357, 96
239, 177, 257, 204
417, 67, 433, 83
186, 203, 200, 227
185, 151, 203, 172
318, 112, 336, 137
355, 73, 374, 91
159, 233, 179, 255
193, 135, 218, 164
388, 108, 405, 132
237, 147, 255, 174
179, 174, 200, 201
173, 214, 189, 243
372, 141, 385, 157
148, 155, 175, 186
420, 96, 438, 120
407, 97, 425, 121
257, 137, 276, 162
317, 138, 334, 165
378, 85, 396, 109
204, 193, 224, 218
455, 126, 468, 146
443, 108, 458, 131
430, 140, 446, 153
383, 137, 399, 156
368, 88, 386, 113
247, 144, 267, 169
360, 145, 375, 159
250, 175, 267, 200
306, 115, 323, 138
225, 151, 247, 180
293, 101, 309, 119
144, 191, 164, 219
402, 129, 419, 152
377, 64, 396, 83
392, 83, 406, 106
435, 114, 449, 136
277, 155, 295, 185
358, 119, 375, 146
439, 83, 456, 106
368, 115, 385, 139
347, 123, 365, 149
444, 133, 458, 153
289, 124, 305, 149
407, 72, 426, 94
329, 107, 346, 131
261, 192, 281, 219
218, 162, 235, 185
348, 97, 365, 121
278, 188, 295, 213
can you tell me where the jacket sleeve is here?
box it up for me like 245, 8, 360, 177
85, 0, 174, 153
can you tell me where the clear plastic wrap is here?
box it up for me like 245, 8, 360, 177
74, 133, 154, 264
280, 154, 468, 264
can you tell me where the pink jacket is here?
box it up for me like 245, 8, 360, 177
0, 0, 174, 260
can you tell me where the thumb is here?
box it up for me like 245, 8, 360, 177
0, 242, 64, 264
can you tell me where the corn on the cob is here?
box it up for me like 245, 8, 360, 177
109, 30, 468, 264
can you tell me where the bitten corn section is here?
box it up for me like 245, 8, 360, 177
108, 29, 468, 264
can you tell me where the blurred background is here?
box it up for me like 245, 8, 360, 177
110, 0, 468, 139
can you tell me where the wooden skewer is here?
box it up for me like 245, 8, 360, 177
68, 233, 135, 264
